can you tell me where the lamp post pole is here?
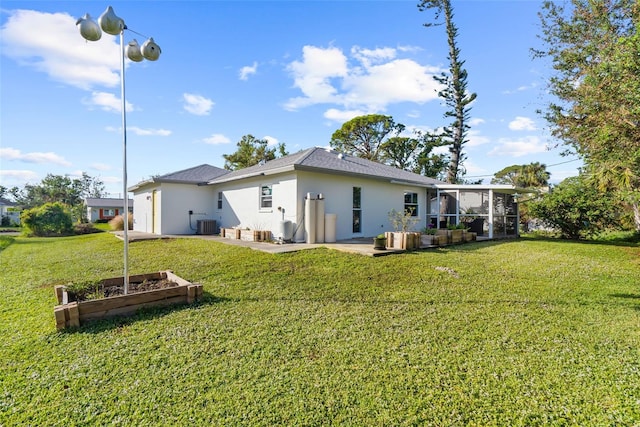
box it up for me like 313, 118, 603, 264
119, 29, 129, 293
77, 6, 161, 294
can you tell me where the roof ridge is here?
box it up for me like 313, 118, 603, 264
292, 146, 321, 165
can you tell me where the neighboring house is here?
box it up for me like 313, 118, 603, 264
0, 198, 21, 225
129, 164, 229, 234
129, 148, 524, 241
85, 197, 133, 222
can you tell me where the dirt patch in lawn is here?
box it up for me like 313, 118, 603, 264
71, 279, 179, 302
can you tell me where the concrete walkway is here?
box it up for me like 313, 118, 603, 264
111, 231, 406, 257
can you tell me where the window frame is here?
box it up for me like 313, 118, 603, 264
259, 184, 273, 210
404, 191, 419, 217
352, 186, 362, 233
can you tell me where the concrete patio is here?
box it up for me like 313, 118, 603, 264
111, 231, 408, 257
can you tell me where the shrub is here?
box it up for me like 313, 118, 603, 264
108, 214, 133, 231
21, 202, 73, 237
527, 176, 620, 239
1, 215, 10, 227
388, 208, 419, 232
74, 223, 102, 235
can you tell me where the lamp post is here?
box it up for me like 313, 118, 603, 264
76, 6, 161, 294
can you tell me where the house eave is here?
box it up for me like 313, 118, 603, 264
434, 184, 532, 194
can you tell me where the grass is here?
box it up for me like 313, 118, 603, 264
1, 233, 639, 425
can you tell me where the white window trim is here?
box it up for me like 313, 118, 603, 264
259, 184, 273, 211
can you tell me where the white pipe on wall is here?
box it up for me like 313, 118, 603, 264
315, 194, 325, 243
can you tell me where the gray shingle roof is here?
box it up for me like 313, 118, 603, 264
157, 164, 228, 183
208, 147, 446, 187
129, 164, 228, 191
84, 198, 132, 208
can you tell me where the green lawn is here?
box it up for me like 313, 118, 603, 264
1, 234, 639, 425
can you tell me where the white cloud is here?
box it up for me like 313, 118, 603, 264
0, 10, 121, 90
83, 91, 135, 113
263, 136, 279, 146
350, 46, 396, 68
183, 93, 214, 116
469, 118, 485, 126
509, 116, 537, 131
202, 134, 231, 145
502, 82, 538, 95
285, 46, 349, 110
239, 62, 258, 80
101, 176, 121, 184
285, 44, 442, 113
128, 127, 171, 136
0, 147, 71, 166
0, 169, 39, 184
91, 163, 112, 171
463, 160, 488, 175
488, 136, 548, 158
466, 130, 491, 147
342, 59, 442, 111
323, 108, 369, 123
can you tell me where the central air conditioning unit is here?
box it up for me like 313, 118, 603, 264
196, 219, 216, 235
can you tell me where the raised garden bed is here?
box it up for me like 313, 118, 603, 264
53, 270, 202, 330
221, 228, 271, 242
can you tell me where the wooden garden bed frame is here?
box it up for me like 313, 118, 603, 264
53, 270, 202, 330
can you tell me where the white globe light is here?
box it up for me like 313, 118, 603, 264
141, 38, 161, 61
126, 39, 144, 62
98, 6, 125, 36
76, 14, 102, 41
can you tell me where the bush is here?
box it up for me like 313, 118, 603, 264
1, 215, 10, 227
527, 176, 621, 239
21, 202, 73, 237
73, 223, 102, 235
108, 214, 133, 231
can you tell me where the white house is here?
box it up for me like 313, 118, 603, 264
0, 198, 20, 225
129, 164, 228, 234
129, 148, 523, 241
85, 197, 133, 222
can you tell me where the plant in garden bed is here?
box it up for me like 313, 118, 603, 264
373, 233, 387, 250
388, 208, 419, 232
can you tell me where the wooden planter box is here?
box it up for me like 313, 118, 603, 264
222, 228, 271, 242
419, 234, 439, 248
464, 231, 477, 242
450, 229, 464, 244
385, 232, 420, 250
221, 228, 241, 239
240, 229, 272, 242
436, 229, 451, 245
53, 270, 202, 330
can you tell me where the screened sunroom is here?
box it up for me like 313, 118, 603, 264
426, 185, 523, 239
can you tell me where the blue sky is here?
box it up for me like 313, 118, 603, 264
1, 0, 581, 196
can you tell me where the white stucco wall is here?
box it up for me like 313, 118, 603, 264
295, 171, 427, 240
213, 173, 299, 240
132, 183, 216, 235
133, 185, 158, 233
159, 183, 216, 235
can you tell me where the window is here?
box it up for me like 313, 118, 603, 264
404, 192, 418, 217
104, 208, 115, 217
217, 191, 223, 210
260, 185, 272, 209
352, 187, 361, 233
